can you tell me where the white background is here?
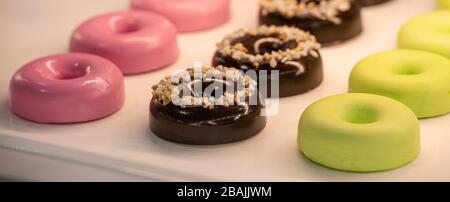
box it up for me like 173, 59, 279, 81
0, 0, 449, 181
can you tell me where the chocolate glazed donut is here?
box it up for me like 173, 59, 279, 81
259, 0, 363, 46
213, 26, 323, 97
150, 66, 266, 145
361, 0, 391, 6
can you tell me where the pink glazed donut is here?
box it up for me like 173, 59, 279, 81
9, 53, 125, 123
131, 0, 230, 32
70, 11, 179, 75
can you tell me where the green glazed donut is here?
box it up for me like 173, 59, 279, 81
398, 11, 450, 58
298, 93, 420, 172
437, 0, 450, 9
349, 50, 450, 118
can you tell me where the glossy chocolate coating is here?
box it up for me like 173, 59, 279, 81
259, 0, 363, 46
149, 96, 266, 145
361, 0, 390, 6
213, 34, 323, 97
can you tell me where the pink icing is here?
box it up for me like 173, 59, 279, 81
9, 53, 125, 123
131, 0, 230, 32
70, 10, 179, 75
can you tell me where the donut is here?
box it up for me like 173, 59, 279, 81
9, 53, 125, 123
70, 10, 179, 75
259, 0, 363, 45
349, 50, 450, 118
131, 0, 230, 32
298, 93, 420, 172
398, 11, 450, 59
213, 25, 323, 97
361, 0, 391, 6
150, 66, 266, 145
437, 0, 450, 9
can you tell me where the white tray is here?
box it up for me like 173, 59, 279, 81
1, 0, 449, 181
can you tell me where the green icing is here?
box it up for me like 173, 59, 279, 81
298, 93, 420, 172
398, 11, 450, 59
349, 50, 450, 118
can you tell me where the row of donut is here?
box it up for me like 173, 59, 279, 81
149, 6, 450, 172
298, 6, 450, 172
153, 1, 450, 172
7, 0, 449, 172
9, 0, 388, 123
9, 0, 233, 122
152, 1, 450, 172
69, 0, 392, 74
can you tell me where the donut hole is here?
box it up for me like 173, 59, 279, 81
392, 65, 424, 75
54, 63, 90, 80
341, 105, 380, 124
112, 17, 140, 34
42, 61, 90, 80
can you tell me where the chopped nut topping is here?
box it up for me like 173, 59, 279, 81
260, 0, 352, 24
152, 66, 257, 109
216, 25, 321, 69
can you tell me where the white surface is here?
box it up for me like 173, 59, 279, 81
0, 0, 449, 181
